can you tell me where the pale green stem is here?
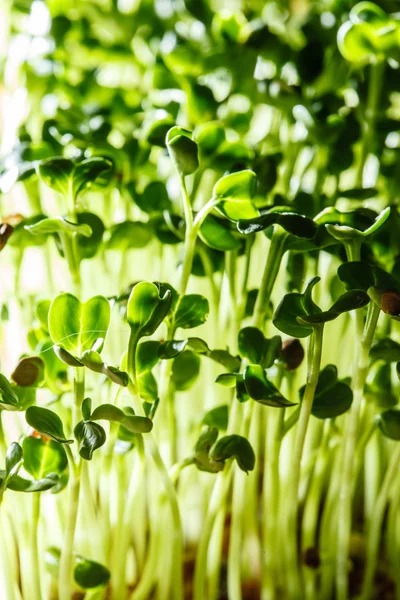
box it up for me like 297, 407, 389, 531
285, 324, 324, 600
361, 444, 400, 600
58, 368, 84, 600
335, 301, 380, 600
31, 493, 42, 600
356, 60, 385, 187
252, 228, 287, 329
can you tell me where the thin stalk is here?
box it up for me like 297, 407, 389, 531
60, 231, 81, 297
252, 228, 287, 329
335, 301, 380, 600
302, 421, 333, 600
356, 60, 385, 186
236, 234, 254, 325
58, 368, 85, 600
262, 403, 285, 599
361, 444, 400, 600
285, 324, 324, 600
127, 333, 184, 600
31, 493, 42, 600
193, 464, 234, 600
111, 440, 145, 600
0, 509, 16, 600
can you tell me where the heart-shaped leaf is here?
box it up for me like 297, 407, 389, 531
49, 293, 110, 356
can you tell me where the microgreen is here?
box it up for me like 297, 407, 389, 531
1, 2, 400, 599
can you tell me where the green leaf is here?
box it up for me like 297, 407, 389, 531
90, 404, 153, 433
80, 351, 129, 386
5, 442, 23, 479
76, 212, 105, 260
215, 373, 237, 387
273, 278, 369, 336
6, 472, 59, 493
243, 365, 295, 407
74, 421, 106, 460
199, 215, 242, 251
36, 300, 51, 331
26, 406, 73, 444
22, 436, 67, 479
299, 365, 353, 419
38, 157, 113, 201
49, 293, 110, 356
137, 370, 158, 402
213, 170, 258, 221
0, 374, 20, 411
72, 157, 113, 199
194, 427, 223, 473
74, 557, 110, 589
158, 339, 188, 359
38, 158, 74, 197
237, 208, 317, 238
107, 221, 152, 250
135, 181, 171, 215
273, 278, 321, 338
54, 346, 84, 367
174, 295, 209, 329
171, 351, 201, 391
166, 126, 199, 176
370, 339, 400, 363
82, 398, 92, 421
136, 341, 161, 373
298, 290, 370, 326
48, 293, 81, 354
209, 434, 255, 473
127, 282, 172, 338
238, 327, 265, 364
366, 363, 396, 409
25, 217, 92, 238
377, 409, 400, 440
11, 357, 44, 387
325, 207, 391, 242
202, 405, 229, 430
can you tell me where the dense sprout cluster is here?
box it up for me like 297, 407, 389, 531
2, 1, 400, 599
